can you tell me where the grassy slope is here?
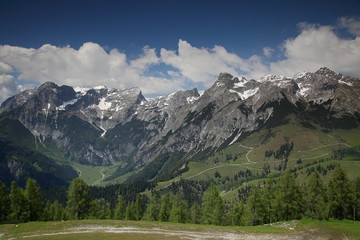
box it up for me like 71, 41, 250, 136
2, 113, 359, 189
151, 118, 360, 199
0, 219, 359, 240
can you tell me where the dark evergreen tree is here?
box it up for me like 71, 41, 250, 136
24, 178, 43, 221
248, 187, 265, 225
134, 194, 144, 221
262, 178, 276, 223
67, 178, 90, 220
51, 200, 65, 221
351, 177, 360, 221
125, 201, 136, 220
89, 198, 111, 219
159, 194, 171, 221
114, 194, 126, 220
42, 201, 52, 221
190, 202, 202, 224
304, 171, 327, 219
231, 201, 244, 226
202, 182, 224, 225
328, 167, 352, 219
275, 171, 303, 221
9, 181, 29, 222
145, 192, 161, 221
169, 193, 190, 223
0, 181, 10, 222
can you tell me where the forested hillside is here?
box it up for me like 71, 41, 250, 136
1, 167, 359, 226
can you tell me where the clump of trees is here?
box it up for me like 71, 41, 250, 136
0, 167, 359, 225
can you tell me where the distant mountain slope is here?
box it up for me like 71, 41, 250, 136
0, 67, 359, 186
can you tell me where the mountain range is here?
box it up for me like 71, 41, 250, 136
1, 67, 360, 188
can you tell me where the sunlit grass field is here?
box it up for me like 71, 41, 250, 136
0, 219, 359, 240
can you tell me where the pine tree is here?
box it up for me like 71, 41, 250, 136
248, 187, 265, 225
169, 193, 190, 223
24, 178, 43, 221
134, 194, 144, 221
159, 194, 171, 222
9, 181, 30, 222
202, 182, 224, 225
0, 181, 10, 222
328, 167, 352, 219
125, 202, 136, 220
351, 177, 360, 221
89, 198, 111, 219
304, 171, 327, 219
145, 192, 161, 221
263, 178, 276, 223
231, 201, 244, 226
191, 202, 202, 224
52, 200, 64, 221
49, 201, 56, 221
67, 178, 90, 220
114, 194, 126, 220
42, 201, 52, 221
275, 171, 303, 221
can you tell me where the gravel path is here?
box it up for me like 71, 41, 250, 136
3, 225, 330, 240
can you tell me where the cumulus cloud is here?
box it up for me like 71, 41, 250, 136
269, 22, 360, 77
263, 47, 274, 58
160, 40, 268, 87
1, 16, 360, 104
338, 16, 360, 36
0, 62, 13, 73
0, 74, 23, 103
0, 42, 181, 98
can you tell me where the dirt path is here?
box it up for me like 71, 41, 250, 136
246, 149, 254, 163
93, 169, 105, 185
185, 165, 225, 179
298, 142, 352, 153
5, 225, 326, 240
73, 167, 82, 177
239, 144, 255, 163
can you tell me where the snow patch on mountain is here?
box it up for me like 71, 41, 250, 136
93, 85, 107, 90
229, 130, 242, 146
58, 98, 79, 110
187, 95, 200, 104
293, 72, 308, 79
338, 79, 353, 86
98, 97, 112, 111
74, 87, 89, 96
229, 87, 259, 100
260, 75, 286, 82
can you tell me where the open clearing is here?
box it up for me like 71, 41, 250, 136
0, 219, 359, 240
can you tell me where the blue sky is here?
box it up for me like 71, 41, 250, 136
1, 0, 360, 102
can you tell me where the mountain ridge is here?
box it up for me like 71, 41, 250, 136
1, 67, 359, 186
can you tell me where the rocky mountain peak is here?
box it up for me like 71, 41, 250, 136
315, 67, 338, 76
0, 67, 359, 169
37, 81, 58, 90
215, 73, 241, 89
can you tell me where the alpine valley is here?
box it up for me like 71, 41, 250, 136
1, 67, 360, 195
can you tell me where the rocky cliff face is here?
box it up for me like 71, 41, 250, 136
1, 67, 359, 171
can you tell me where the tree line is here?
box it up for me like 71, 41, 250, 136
0, 167, 359, 225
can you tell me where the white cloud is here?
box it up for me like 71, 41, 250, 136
0, 42, 181, 98
1, 17, 360, 104
263, 47, 274, 57
160, 40, 267, 87
0, 74, 23, 103
130, 46, 159, 71
338, 16, 360, 36
0, 62, 13, 73
269, 22, 360, 77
